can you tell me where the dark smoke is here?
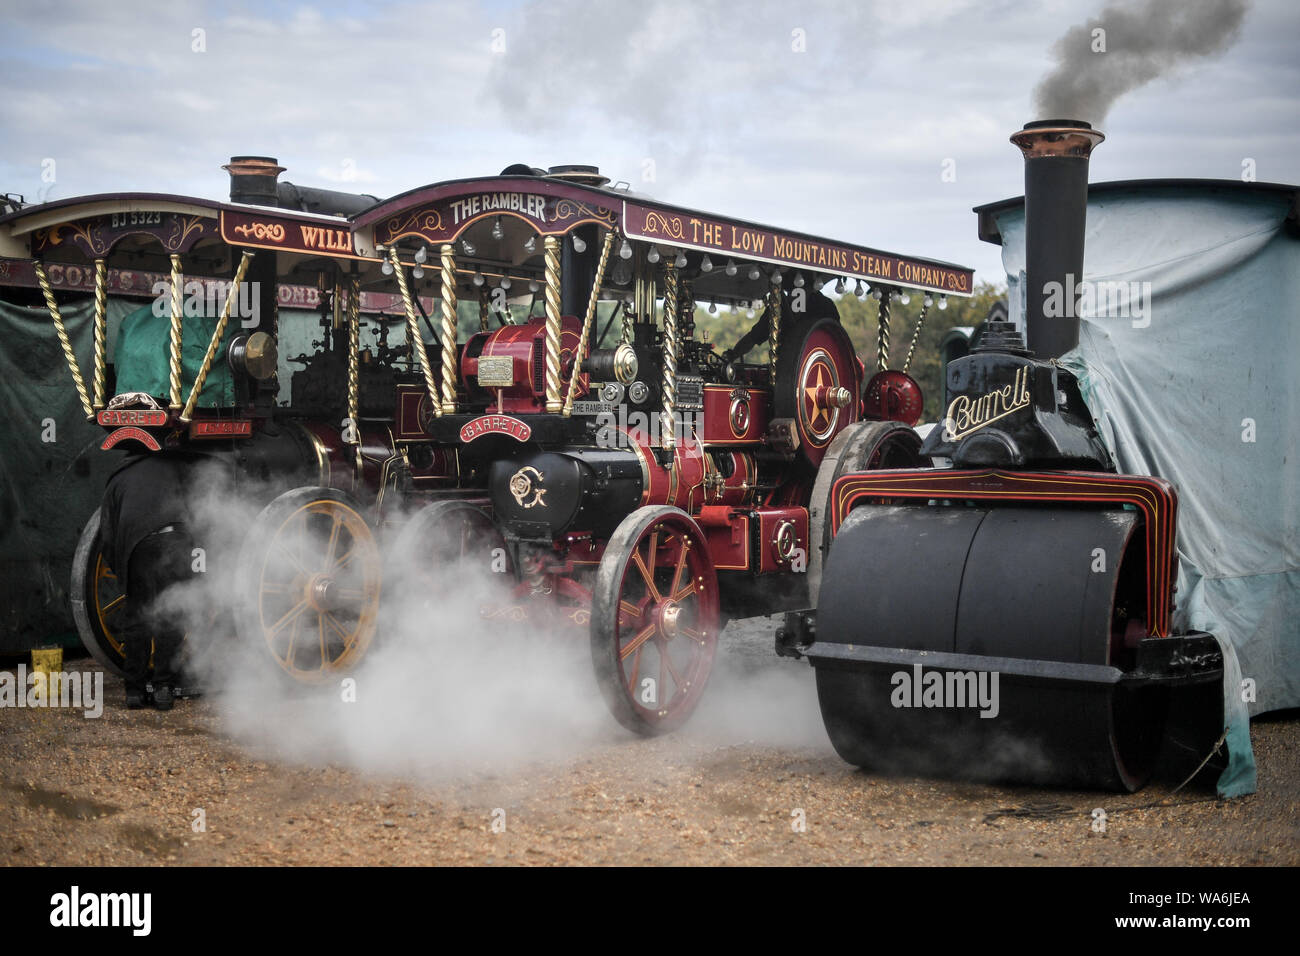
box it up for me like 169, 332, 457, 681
1033, 0, 1251, 125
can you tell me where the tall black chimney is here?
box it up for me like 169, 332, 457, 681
1010, 120, 1104, 359
223, 156, 285, 206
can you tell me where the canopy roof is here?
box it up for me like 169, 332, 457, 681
2, 170, 974, 298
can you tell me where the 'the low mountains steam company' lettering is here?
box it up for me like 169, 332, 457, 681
298, 225, 353, 252
673, 215, 970, 292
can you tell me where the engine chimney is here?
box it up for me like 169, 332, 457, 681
1010, 120, 1104, 359
223, 156, 286, 206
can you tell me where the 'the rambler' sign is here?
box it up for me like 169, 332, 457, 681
459, 415, 532, 443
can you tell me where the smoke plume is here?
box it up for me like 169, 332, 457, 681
1033, 0, 1251, 125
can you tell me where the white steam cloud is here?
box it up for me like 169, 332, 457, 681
156, 460, 828, 782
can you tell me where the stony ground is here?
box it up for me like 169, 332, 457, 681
2, 622, 1296, 867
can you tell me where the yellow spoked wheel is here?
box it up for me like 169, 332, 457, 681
71, 507, 129, 677
235, 487, 381, 684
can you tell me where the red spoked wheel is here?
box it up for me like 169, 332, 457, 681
590, 506, 719, 735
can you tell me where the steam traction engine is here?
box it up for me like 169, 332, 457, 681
4, 158, 972, 733
792, 122, 1227, 790
332, 167, 974, 734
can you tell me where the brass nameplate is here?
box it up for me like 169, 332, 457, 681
476, 356, 514, 387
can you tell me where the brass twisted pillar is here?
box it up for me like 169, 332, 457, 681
660, 262, 679, 452
438, 244, 458, 414
543, 236, 562, 413
346, 276, 361, 439
347, 275, 363, 484
877, 290, 891, 372
563, 229, 617, 417
168, 254, 185, 410
390, 246, 441, 418
902, 301, 928, 374
767, 286, 781, 387
33, 261, 93, 419
92, 259, 107, 411
181, 251, 253, 422
621, 299, 635, 347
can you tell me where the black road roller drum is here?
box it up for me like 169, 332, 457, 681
810, 504, 1168, 791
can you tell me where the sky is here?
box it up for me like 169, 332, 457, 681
1, 0, 1297, 287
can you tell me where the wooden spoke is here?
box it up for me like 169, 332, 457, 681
283, 611, 301, 665
631, 551, 662, 603
275, 536, 312, 577
268, 598, 309, 637
296, 512, 312, 569
626, 646, 642, 694
678, 625, 708, 645
671, 579, 698, 602
322, 513, 344, 570
322, 612, 352, 645
662, 646, 683, 692
618, 599, 644, 620
317, 613, 327, 670
332, 547, 358, 574
618, 623, 657, 661
658, 650, 666, 709
102, 594, 126, 613
668, 545, 689, 602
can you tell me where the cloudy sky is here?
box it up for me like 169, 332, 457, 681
2, 0, 1296, 285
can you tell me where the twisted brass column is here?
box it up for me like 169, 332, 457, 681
168, 254, 185, 410
181, 251, 253, 422
34, 262, 93, 420
767, 286, 781, 387
564, 229, 616, 417
660, 261, 679, 452
543, 236, 562, 413
391, 246, 441, 418
92, 258, 107, 411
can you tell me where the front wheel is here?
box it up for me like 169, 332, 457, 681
234, 486, 381, 684
590, 506, 719, 735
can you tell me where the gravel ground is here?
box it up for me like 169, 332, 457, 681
2, 620, 1297, 867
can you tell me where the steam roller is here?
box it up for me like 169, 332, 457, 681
790, 318, 1225, 792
